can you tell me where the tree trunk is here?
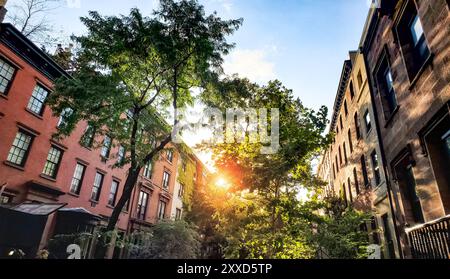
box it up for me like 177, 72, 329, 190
106, 166, 141, 232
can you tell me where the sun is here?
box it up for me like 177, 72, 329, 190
215, 177, 230, 189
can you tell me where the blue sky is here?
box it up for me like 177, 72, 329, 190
7, 0, 371, 113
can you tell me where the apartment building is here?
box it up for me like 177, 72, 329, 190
0, 22, 204, 258
361, 0, 450, 258
319, 49, 399, 259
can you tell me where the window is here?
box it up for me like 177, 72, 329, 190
166, 149, 174, 163
136, 191, 149, 221
370, 217, 381, 245
361, 155, 370, 187
162, 171, 170, 189
353, 168, 360, 195
117, 145, 125, 164
178, 183, 184, 198
375, 54, 398, 119
347, 177, 353, 203
70, 163, 86, 195
364, 110, 372, 133
175, 208, 182, 220
182, 161, 187, 172
0, 195, 12, 204
100, 136, 112, 159
341, 183, 348, 207
335, 156, 339, 173
42, 146, 63, 178
91, 172, 104, 202
57, 108, 74, 129
81, 125, 95, 148
7, 130, 34, 166
371, 150, 381, 186
143, 161, 152, 179
348, 129, 353, 153
349, 81, 355, 100
338, 146, 343, 166
393, 149, 424, 225
27, 85, 49, 115
108, 180, 119, 206
396, 2, 430, 81
332, 163, 336, 181
344, 100, 348, 117
340, 115, 343, 130
343, 142, 348, 165
357, 71, 363, 89
354, 112, 361, 140
0, 57, 16, 95
157, 200, 167, 220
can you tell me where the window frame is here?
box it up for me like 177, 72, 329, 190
394, 0, 431, 84
157, 200, 167, 220
162, 171, 171, 189
6, 129, 35, 167
27, 84, 50, 116
70, 163, 86, 195
371, 150, 382, 186
100, 135, 112, 159
91, 172, 104, 202
42, 146, 64, 179
108, 180, 120, 207
143, 161, 152, 179
361, 155, 370, 188
136, 190, 149, 221
166, 149, 174, 163
0, 56, 17, 96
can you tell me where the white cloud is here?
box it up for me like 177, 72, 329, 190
223, 49, 276, 83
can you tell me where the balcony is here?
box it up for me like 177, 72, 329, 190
406, 215, 450, 259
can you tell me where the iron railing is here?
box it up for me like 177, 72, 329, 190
406, 215, 450, 259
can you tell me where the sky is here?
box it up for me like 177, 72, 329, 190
6, 0, 372, 168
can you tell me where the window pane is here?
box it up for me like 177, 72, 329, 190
108, 181, 119, 206
91, 172, 103, 201
410, 15, 424, 46
27, 85, 49, 115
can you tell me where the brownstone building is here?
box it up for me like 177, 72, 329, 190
360, 0, 450, 258
318, 50, 399, 259
0, 21, 204, 258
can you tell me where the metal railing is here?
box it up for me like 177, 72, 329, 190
406, 215, 450, 259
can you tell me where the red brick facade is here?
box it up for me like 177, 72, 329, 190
0, 23, 202, 258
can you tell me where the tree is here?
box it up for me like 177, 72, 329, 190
311, 196, 371, 259
129, 220, 200, 259
7, 0, 62, 46
190, 77, 332, 259
47, 0, 242, 233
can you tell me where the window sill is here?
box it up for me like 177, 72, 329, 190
25, 108, 44, 120
3, 161, 25, 171
67, 192, 80, 198
366, 128, 373, 138
408, 53, 434, 90
89, 199, 99, 204
0, 93, 8, 100
384, 106, 400, 128
106, 204, 115, 210
39, 174, 57, 182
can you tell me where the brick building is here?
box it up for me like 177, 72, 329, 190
318, 50, 399, 259
361, 0, 450, 258
0, 22, 205, 258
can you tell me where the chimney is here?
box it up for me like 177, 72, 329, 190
0, 0, 7, 23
